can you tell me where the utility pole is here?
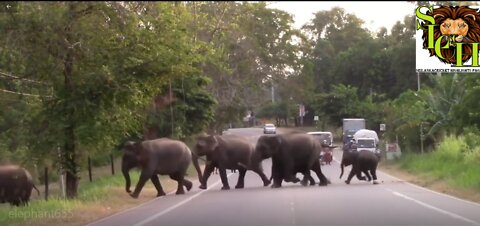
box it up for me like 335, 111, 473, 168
271, 80, 275, 103
418, 72, 424, 154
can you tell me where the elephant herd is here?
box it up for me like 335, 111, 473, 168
121, 132, 381, 199
0, 131, 381, 207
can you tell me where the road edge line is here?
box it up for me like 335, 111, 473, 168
388, 189, 480, 226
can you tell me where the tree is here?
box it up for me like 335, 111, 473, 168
186, 2, 303, 129
420, 74, 466, 141
0, 2, 211, 198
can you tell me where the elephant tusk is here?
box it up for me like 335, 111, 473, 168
237, 162, 248, 169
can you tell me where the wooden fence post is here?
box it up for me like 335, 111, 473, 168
88, 156, 92, 182
44, 167, 49, 201
110, 153, 115, 175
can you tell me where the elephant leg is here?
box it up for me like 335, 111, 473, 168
170, 173, 186, 195
130, 170, 152, 198
311, 161, 329, 186
362, 169, 372, 181
345, 165, 358, 185
356, 170, 367, 181
199, 163, 215, 190
271, 160, 283, 188
308, 172, 316, 186
251, 164, 271, 186
371, 164, 379, 184
282, 160, 300, 183
183, 179, 193, 191
150, 175, 166, 197
218, 167, 230, 190
300, 171, 311, 186
235, 168, 247, 189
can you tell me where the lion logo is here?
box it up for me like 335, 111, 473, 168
419, 6, 480, 65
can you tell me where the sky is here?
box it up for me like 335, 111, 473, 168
267, 1, 416, 32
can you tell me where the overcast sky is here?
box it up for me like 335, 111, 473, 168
267, 1, 416, 32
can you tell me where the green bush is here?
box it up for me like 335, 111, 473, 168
397, 134, 480, 190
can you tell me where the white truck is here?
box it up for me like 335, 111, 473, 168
353, 129, 380, 155
342, 118, 366, 145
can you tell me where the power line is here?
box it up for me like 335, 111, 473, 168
0, 71, 49, 85
0, 88, 53, 98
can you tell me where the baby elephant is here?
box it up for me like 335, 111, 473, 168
0, 165, 40, 206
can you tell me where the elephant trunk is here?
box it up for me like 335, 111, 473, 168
191, 153, 204, 184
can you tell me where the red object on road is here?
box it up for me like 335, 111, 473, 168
323, 151, 333, 165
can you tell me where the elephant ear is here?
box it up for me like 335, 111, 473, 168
207, 135, 219, 150
262, 135, 281, 156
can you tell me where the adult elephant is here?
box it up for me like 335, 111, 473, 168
0, 165, 40, 206
253, 133, 330, 188
340, 149, 380, 184
194, 134, 270, 190
121, 138, 203, 198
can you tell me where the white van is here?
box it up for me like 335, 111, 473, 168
307, 131, 333, 146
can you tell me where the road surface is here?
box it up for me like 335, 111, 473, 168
87, 128, 480, 226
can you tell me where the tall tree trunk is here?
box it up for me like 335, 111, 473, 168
63, 2, 78, 199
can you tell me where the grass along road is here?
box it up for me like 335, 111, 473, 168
0, 163, 201, 226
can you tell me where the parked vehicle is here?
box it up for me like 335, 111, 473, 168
263, 123, 276, 134
353, 129, 380, 155
307, 131, 333, 146
342, 118, 366, 145
307, 131, 334, 165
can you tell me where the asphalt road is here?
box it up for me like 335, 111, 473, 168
87, 128, 480, 226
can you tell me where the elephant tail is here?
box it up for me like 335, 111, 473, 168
340, 163, 344, 179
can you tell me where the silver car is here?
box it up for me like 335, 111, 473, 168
263, 124, 276, 134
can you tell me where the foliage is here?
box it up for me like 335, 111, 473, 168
186, 2, 304, 129
145, 76, 217, 139
256, 99, 297, 126
398, 134, 480, 190
0, 2, 216, 198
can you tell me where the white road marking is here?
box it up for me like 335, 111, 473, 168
290, 201, 296, 226
133, 173, 235, 226
388, 189, 480, 226
382, 172, 480, 208
85, 191, 174, 226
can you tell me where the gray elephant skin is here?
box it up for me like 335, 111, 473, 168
253, 133, 329, 188
0, 165, 40, 206
194, 134, 270, 190
121, 138, 203, 198
340, 149, 380, 184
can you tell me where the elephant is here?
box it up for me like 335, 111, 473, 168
0, 165, 40, 206
340, 149, 380, 185
121, 138, 203, 198
194, 134, 270, 190
253, 133, 330, 188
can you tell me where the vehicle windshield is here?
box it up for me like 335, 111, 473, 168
265, 124, 275, 128
357, 139, 375, 148
313, 134, 331, 143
